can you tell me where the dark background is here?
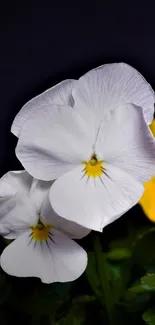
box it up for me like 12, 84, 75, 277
0, 2, 155, 175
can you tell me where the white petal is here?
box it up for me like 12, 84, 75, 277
95, 103, 155, 183
0, 170, 32, 199
0, 196, 37, 239
0, 171, 37, 238
49, 165, 144, 231
73, 63, 154, 125
41, 194, 91, 239
11, 79, 76, 137
28, 179, 53, 212
0, 229, 87, 283
16, 105, 94, 180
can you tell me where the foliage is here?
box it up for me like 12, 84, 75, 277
1, 208, 155, 324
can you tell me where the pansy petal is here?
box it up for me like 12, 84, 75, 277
16, 105, 94, 180
0, 197, 16, 225
139, 176, 155, 222
73, 63, 154, 125
29, 179, 53, 212
0, 170, 37, 238
95, 103, 155, 183
50, 165, 143, 231
11, 79, 76, 137
0, 171, 32, 199
0, 196, 37, 239
150, 119, 155, 137
41, 195, 91, 239
0, 229, 87, 283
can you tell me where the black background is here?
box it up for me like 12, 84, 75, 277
0, 2, 155, 176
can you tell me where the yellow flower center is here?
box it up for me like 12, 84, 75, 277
30, 222, 52, 241
82, 154, 104, 178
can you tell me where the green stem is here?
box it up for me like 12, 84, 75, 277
94, 235, 114, 325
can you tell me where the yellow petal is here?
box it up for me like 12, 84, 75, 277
149, 119, 155, 137
139, 176, 155, 222
139, 119, 155, 221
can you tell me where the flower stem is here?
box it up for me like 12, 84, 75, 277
94, 235, 114, 325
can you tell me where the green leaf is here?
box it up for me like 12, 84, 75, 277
109, 225, 155, 251
107, 248, 132, 261
143, 308, 155, 325
72, 295, 97, 304
132, 231, 155, 266
129, 273, 155, 293
85, 252, 101, 297
133, 226, 155, 242
123, 291, 151, 312
109, 237, 131, 250
141, 273, 155, 291
56, 304, 86, 325
128, 283, 147, 293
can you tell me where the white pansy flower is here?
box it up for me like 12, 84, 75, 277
15, 64, 155, 231
11, 63, 154, 139
0, 171, 88, 283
